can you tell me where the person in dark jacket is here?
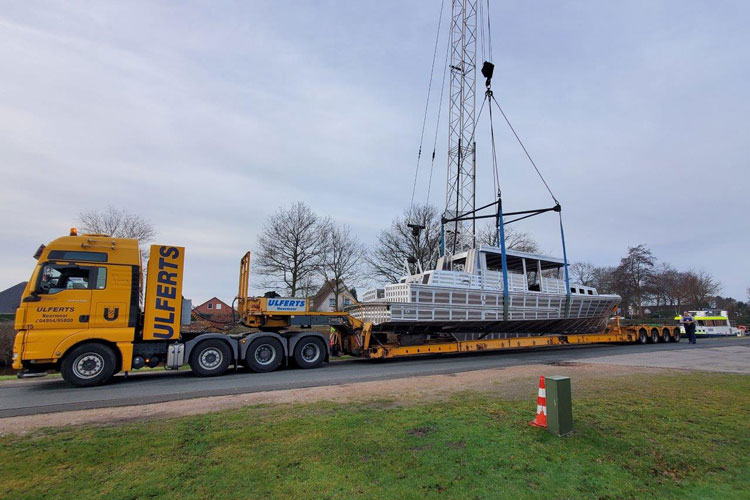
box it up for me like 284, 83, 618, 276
681, 311, 697, 344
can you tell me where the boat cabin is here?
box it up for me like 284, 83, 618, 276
392, 245, 593, 296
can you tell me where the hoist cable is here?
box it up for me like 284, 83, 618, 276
410, 0, 446, 209
490, 94, 558, 204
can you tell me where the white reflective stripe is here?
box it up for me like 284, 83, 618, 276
537, 405, 543, 413
538, 389, 546, 397
543, 407, 547, 415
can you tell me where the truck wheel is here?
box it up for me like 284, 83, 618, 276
650, 329, 659, 344
638, 329, 648, 344
293, 337, 326, 369
245, 338, 283, 373
61, 343, 117, 387
189, 340, 231, 377
673, 329, 681, 343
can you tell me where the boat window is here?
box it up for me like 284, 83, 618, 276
587, 290, 593, 295
422, 274, 430, 284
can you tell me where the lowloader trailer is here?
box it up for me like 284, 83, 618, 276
12, 232, 681, 387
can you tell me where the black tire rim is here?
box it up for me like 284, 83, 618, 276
72, 353, 104, 380
254, 344, 277, 366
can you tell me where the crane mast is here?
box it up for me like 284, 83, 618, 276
445, 0, 478, 253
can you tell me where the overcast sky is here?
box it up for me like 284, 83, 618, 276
1, 0, 748, 304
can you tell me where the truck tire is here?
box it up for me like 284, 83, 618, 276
650, 329, 659, 344
638, 329, 648, 344
293, 337, 326, 369
61, 343, 117, 387
245, 337, 284, 373
189, 339, 231, 377
673, 329, 682, 342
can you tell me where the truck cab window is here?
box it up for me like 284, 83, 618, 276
38, 264, 91, 294
95, 267, 107, 289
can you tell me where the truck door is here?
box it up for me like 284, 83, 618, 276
89, 264, 132, 329
24, 262, 93, 331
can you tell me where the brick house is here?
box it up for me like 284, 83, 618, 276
193, 297, 234, 322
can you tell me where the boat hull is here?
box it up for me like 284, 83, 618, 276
347, 285, 620, 338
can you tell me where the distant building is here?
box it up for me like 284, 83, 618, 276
193, 297, 234, 322
0, 282, 27, 314
309, 280, 357, 312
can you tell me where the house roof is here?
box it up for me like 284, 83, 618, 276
0, 282, 27, 314
195, 296, 234, 310
310, 280, 355, 310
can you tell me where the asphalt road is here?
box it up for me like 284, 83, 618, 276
2, 337, 748, 418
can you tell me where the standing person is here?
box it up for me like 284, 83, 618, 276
681, 311, 697, 344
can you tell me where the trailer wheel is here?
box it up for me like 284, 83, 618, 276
245, 338, 284, 373
293, 337, 326, 369
61, 343, 117, 387
189, 339, 231, 377
650, 329, 659, 344
662, 328, 672, 342
673, 328, 682, 343
638, 329, 648, 344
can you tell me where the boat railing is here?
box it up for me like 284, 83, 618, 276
540, 277, 567, 294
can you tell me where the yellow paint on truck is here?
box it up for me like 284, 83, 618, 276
12, 234, 142, 371
142, 245, 185, 341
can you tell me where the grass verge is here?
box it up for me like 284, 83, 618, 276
0, 372, 748, 499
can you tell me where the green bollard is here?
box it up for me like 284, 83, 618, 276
546, 376, 573, 436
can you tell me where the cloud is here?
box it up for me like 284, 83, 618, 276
0, 0, 747, 304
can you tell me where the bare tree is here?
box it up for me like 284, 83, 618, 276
476, 222, 540, 253
255, 202, 325, 297
366, 204, 441, 283
591, 266, 617, 294
570, 262, 597, 286
78, 206, 155, 242
317, 223, 364, 310
78, 206, 155, 265
646, 264, 689, 313
613, 244, 655, 318
683, 270, 721, 309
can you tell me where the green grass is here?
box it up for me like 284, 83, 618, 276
1, 372, 748, 500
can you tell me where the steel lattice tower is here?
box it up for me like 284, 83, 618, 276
445, 0, 477, 253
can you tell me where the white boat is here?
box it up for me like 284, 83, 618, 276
349, 246, 620, 340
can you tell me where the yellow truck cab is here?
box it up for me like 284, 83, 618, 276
13, 231, 335, 386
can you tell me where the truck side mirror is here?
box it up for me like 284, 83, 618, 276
23, 293, 41, 302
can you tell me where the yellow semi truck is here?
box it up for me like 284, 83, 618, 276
12, 231, 683, 387
12, 231, 364, 386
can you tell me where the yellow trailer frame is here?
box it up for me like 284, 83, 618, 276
235, 252, 683, 363
357, 317, 683, 360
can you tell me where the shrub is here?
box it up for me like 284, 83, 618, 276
0, 321, 15, 369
